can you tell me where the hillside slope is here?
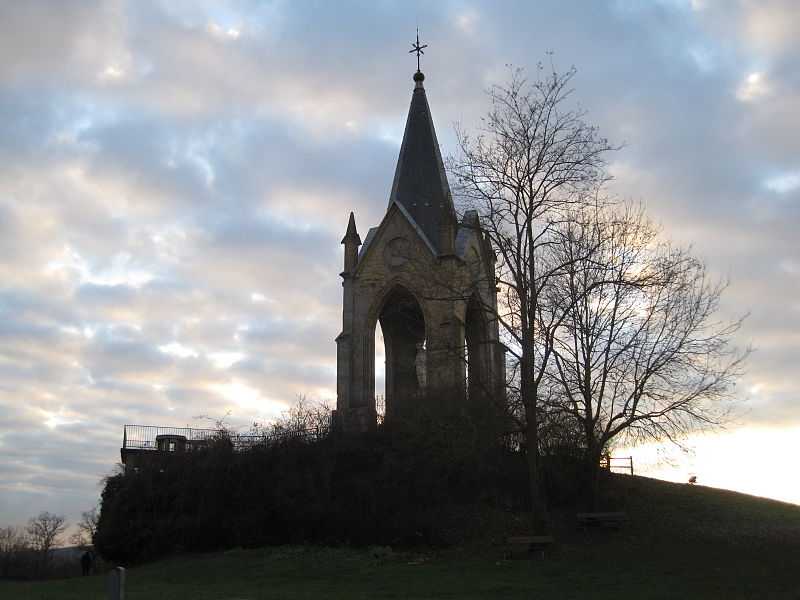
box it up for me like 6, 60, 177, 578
2, 475, 799, 600
596, 473, 800, 544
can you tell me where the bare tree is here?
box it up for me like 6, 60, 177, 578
25, 511, 67, 575
450, 62, 618, 531
70, 505, 100, 549
0, 526, 29, 579
251, 394, 332, 444
539, 202, 747, 508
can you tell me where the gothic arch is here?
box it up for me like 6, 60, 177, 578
369, 283, 428, 423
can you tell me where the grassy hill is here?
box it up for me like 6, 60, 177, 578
2, 475, 798, 600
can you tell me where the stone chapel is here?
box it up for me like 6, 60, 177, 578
334, 68, 505, 433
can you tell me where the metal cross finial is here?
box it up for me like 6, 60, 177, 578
409, 29, 427, 72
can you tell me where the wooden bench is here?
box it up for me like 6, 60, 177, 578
577, 511, 628, 531
503, 535, 554, 560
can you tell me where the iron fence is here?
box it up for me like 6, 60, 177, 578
122, 424, 327, 452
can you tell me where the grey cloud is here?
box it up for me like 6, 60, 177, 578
79, 326, 173, 379
0, 1, 114, 83
233, 356, 333, 389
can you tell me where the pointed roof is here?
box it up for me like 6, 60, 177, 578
341, 211, 361, 245
388, 71, 456, 254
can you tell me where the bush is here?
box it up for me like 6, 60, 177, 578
95, 422, 528, 564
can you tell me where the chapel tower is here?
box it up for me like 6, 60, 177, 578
334, 66, 505, 433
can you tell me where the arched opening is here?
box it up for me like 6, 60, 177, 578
376, 285, 426, 423
374, 322, 385, 423
464, 293, 490, 418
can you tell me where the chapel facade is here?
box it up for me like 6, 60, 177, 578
334, 69, 505, 433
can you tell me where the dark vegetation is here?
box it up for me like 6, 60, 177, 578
0, 544, 89, 582
95, 419, 539, 565
7, 475, 799, 599
0, 512, 81, 581
1, 506, 101, 581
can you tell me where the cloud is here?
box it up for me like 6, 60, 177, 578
1, 0, 799, 529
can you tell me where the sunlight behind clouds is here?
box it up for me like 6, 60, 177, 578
47, 248, 155, 288
213, 381, 288, 420
736, 72, 770, 102
209, 351, 244, 369
205, 21, 241, 40
159, 342, 199, 359
42, 408, 82, 429
628, 427, 800, 505
99, 65, 125, 82
763, 171, 800, 195
455, 11, 479, 35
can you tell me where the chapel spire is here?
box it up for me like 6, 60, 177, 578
334, 43, 505, 434
388, 50, 457, 254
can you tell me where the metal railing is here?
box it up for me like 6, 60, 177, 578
122, 424, 326, 452
123, 425, 221, 450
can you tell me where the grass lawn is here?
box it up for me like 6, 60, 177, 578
2, 476, 799, 599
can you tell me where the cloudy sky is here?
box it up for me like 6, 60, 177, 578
1, 0, 798, 534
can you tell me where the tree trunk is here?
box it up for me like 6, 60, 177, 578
520, 337, 548, 533
582, 443, 603, 511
